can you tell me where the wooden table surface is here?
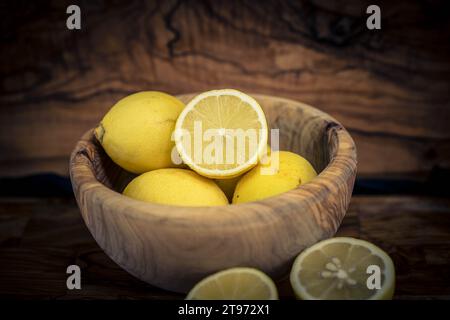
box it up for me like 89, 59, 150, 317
0, 195, 449, 300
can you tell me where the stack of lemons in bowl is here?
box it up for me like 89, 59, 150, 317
96, 89, 318, 206
95, 89, 395, 300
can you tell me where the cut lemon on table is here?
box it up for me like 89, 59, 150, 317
186, 267, 278, 300
290, 237, 395, 300
174, 89, 268, 179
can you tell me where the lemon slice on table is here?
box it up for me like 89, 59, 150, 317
290, 237, 395, 300
174, 89, 268, 179
186, 268, 278, 300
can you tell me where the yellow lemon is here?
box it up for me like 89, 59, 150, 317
186, 267, 278, 300
174, 89, 268, 179
232, 151, 317, 204
123, 168, 228, 207
290, 237, 395, 300
95, 91, 185, 173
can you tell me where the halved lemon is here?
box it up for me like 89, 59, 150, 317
290, 237, 395, 300
174, 89, 268, 179
186, 267, 278, 300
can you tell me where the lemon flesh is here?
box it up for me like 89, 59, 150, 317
186, 268, 278, 300
95, 91, 185, 174
290, 237, 395, 300
174, 89, 268, 179
232, 151, 317, 204
123, 168, 228, 207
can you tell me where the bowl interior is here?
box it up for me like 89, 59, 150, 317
92, 94, 339, 194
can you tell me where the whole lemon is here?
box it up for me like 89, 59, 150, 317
123, 168, 228, 207
95, 91, 184, 173
232, 151, 317, 204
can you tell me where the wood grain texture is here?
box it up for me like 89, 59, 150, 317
69, 94, 357, 293
1, 196, 449, 299
1, 0, 449, 177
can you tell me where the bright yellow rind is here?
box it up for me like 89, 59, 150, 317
95, 91, 185, 173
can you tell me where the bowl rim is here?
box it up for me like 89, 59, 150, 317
70, 94, 357, 228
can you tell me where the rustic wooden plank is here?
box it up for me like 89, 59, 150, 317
0, 196, 449, 299
1, 0, 449, 177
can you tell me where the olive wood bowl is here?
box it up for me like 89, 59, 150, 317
69, 94, 357, 293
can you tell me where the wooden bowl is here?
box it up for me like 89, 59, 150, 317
70, 94, 357, 293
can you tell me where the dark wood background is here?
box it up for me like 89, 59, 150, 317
1, 0, 449, 178
1, 0, 450, 300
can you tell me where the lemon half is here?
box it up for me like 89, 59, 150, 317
186, 267, 278, 300
174, 89, 268, 179
290, 237, 395, 300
